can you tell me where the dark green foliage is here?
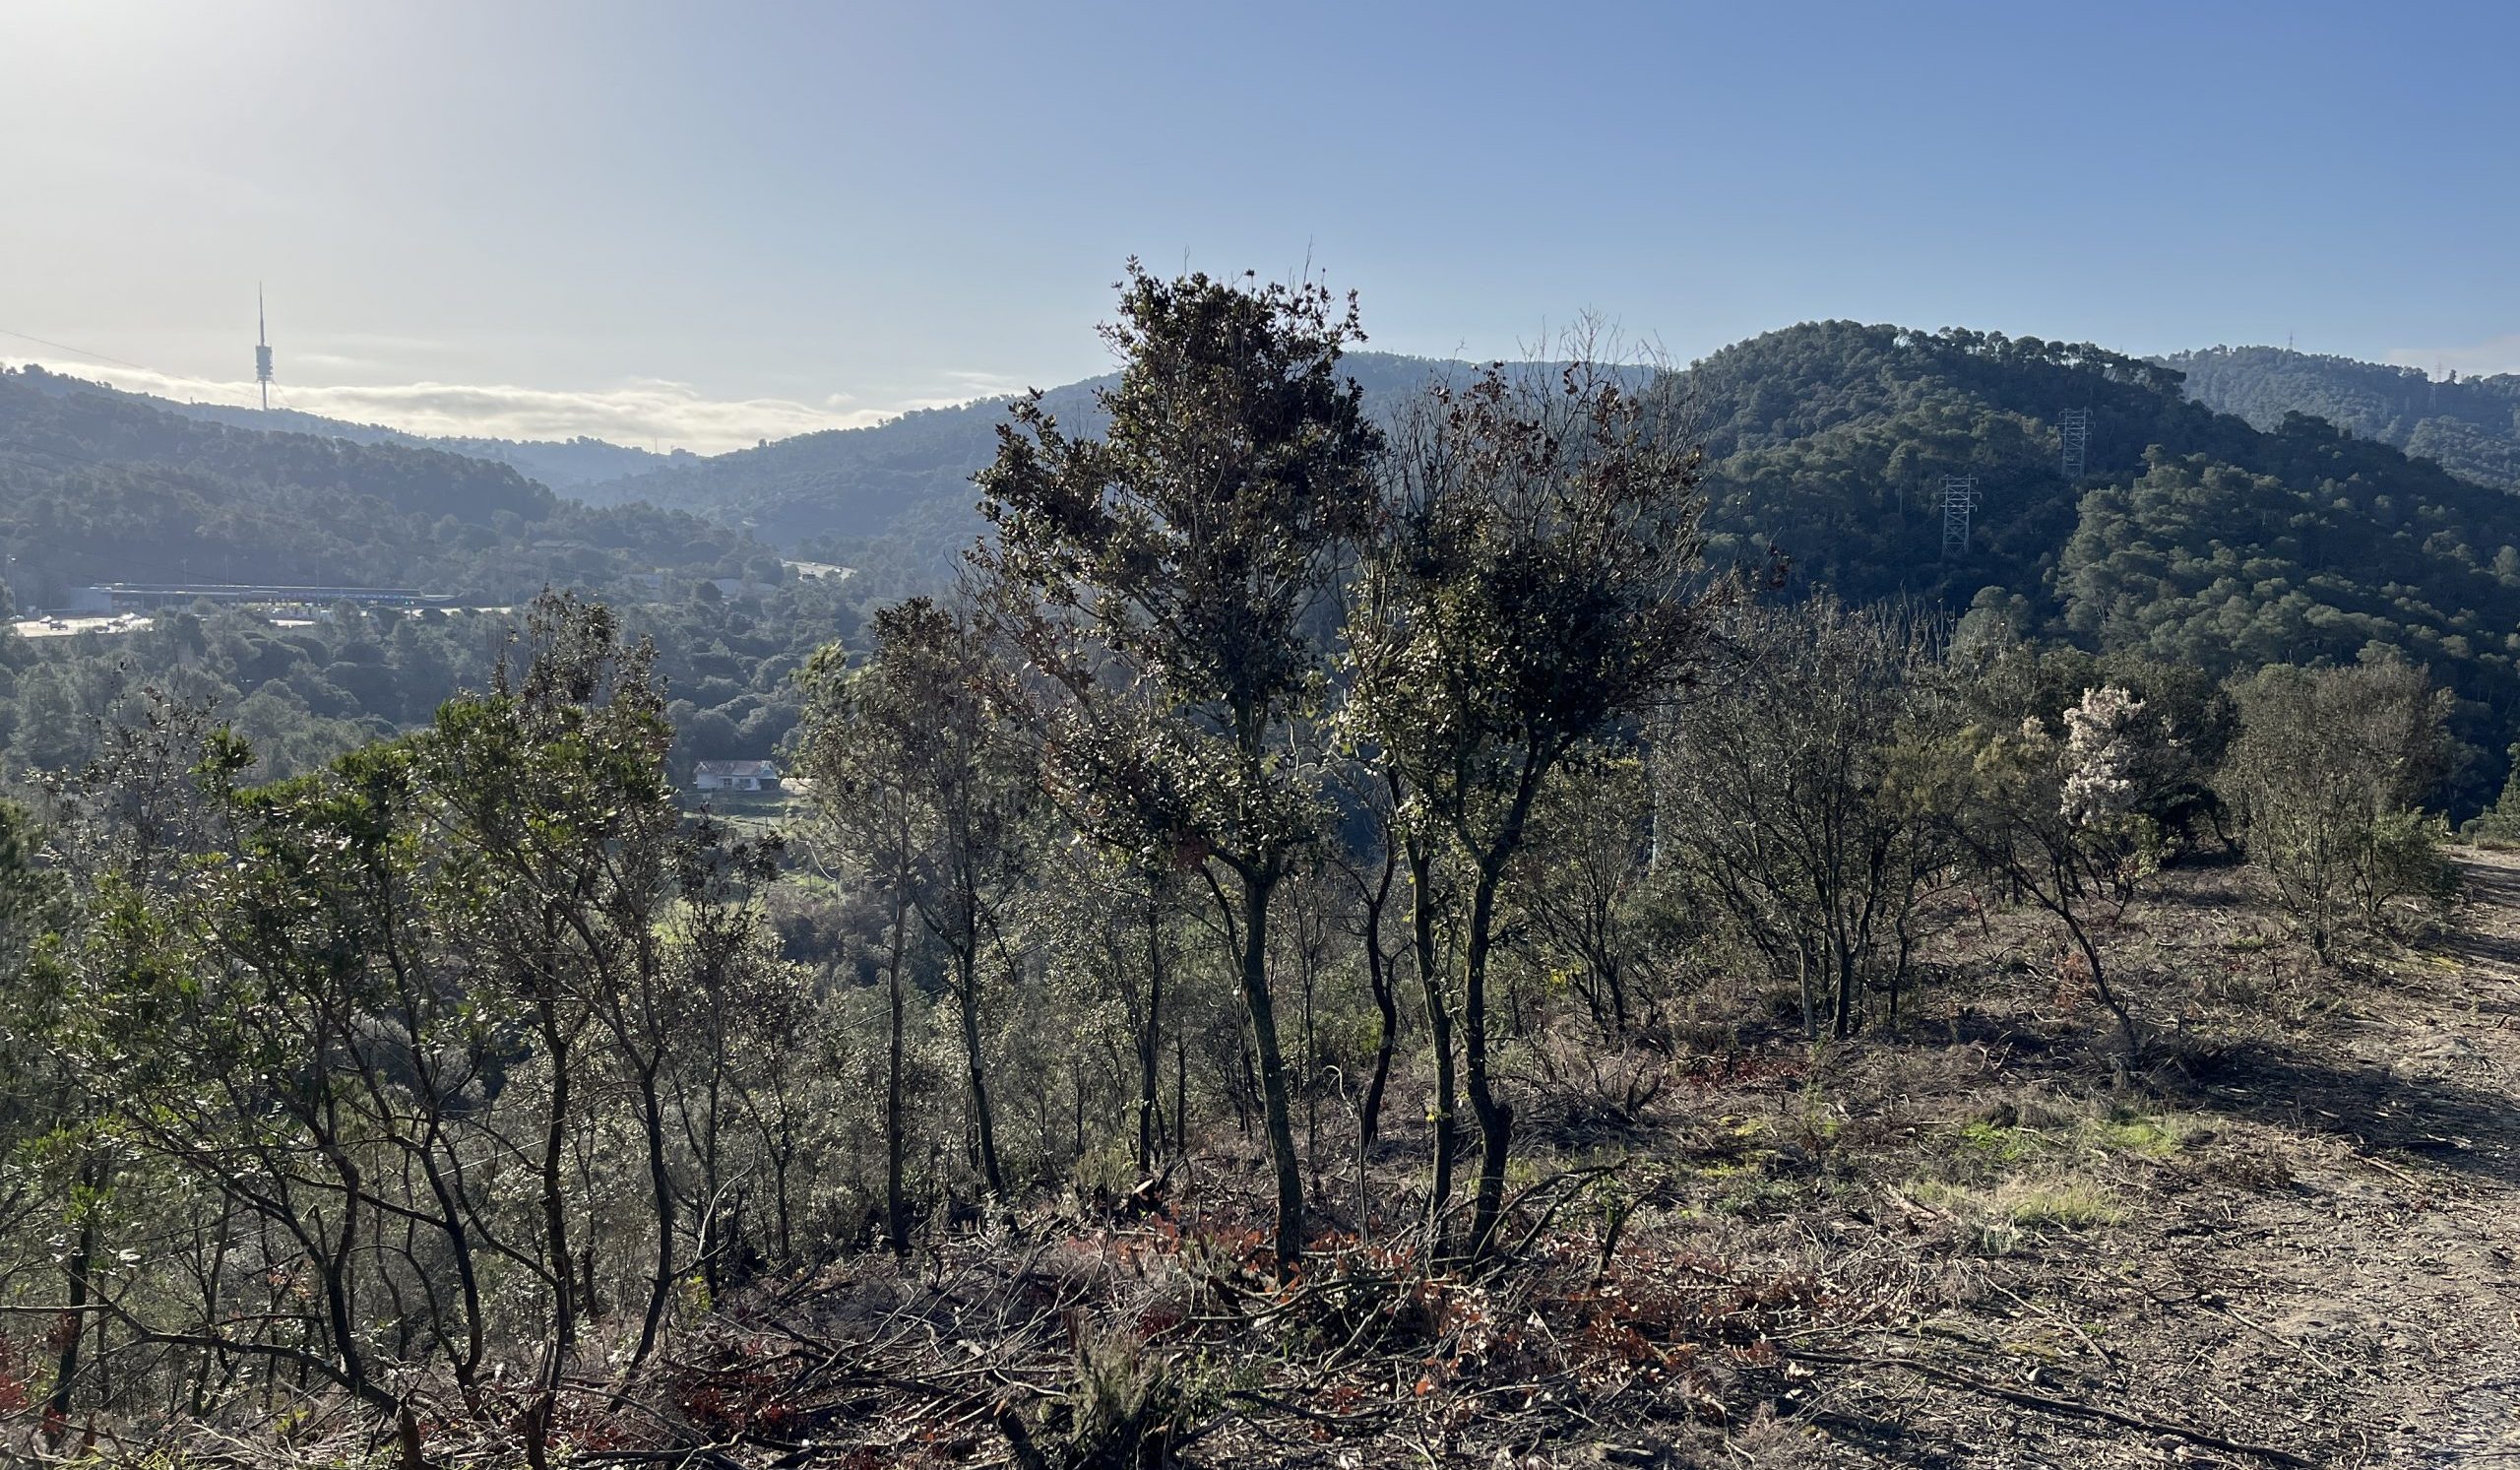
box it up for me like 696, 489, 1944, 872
1652, 324, 2520, 809
0, 365, 749, 605
1680, 323, 2189, 604
2168, 345, 2520, 492
2053, 427, 2520, 808
18, 366, 679, 488
975, 262, 1383, 1271
2221, 655, 2459, 955
2472, 744, 2520, 842
23, 319, 2520, 810
0, 577, 862, 782
1657, 597, 1945, 1040
1349, 355, 1719, 1258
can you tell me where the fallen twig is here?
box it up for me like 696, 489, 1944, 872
1785, 1347, 2314, 1467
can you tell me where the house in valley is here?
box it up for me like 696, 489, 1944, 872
693, 758, 782, 793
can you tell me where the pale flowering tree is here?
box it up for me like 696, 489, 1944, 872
1921, 683, 2175, 1060
2059, 685, 2144, 831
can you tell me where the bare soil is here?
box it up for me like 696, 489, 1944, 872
1620, 847, 2520, 1468
535, 852, 2520, 1466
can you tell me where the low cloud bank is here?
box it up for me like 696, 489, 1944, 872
10, 360, 943, 454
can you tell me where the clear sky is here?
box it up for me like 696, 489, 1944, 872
4, 0, 2515, 452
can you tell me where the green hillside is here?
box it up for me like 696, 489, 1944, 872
0, 365, 753, 607
2165, 345, 2520, 491
17, 327, 2520, 802
546, 322, 2520, 802
571, 351, 1480, 550
1683, 324, 2520, 802
30, 374, 686, 490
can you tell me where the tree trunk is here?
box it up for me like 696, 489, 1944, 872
1796, 941, 1820, 1043
1236, 871, 1305, 1272
1172, 1026, 1187, 1157
2064, 910, 2140, 1061
42, 1154, 102, 1448
1136, 897, 1166, 1174
1601, 951, 1628, 1038
535, 998, 576, 1425
956, 937, 1006, 1198
1409, 833, 1457, 1249
629, 1062, 674, 1370
412, 1123, 485, 1400
1358, 913, 1397, 1152
1462, 857, 1515, 1263
1831, 932, 1858, 1041
885, 886, 912, 1257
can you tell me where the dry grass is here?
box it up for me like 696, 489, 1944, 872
24, 856, 2517, 1468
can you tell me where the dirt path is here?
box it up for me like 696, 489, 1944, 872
2256, 847, 2520, 1465
1790, 849, 2520, 1468
2038, 849, 2520, 1466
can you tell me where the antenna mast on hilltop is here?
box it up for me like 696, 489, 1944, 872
1940, 475, 1980, 560
2058, 407, 2090, 480
255, 286, 275, 411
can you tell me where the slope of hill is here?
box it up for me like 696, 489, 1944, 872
15, 370, 687, 490
2164, 345, 2520, 491
20, 327, 2520, 800
570, 352, 1483, 548
1681, 322, 2200, 602
1677, 322, 2520, 802
0, 365, 756, 607
565, 322, 2520, 807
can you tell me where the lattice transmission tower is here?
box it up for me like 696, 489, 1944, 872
1940, 475, 1980, 559
2058, 407, 2090, 480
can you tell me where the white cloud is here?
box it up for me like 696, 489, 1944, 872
891, 370, 1034, 413
8, 360, 908, 454
938, 369, 1025, 394
2382, 334, 2520, 380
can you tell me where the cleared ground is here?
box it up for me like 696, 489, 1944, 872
657, 851, 2520, 1467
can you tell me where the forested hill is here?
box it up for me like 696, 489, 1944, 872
2162, 345, 2520, 492
16, 327, 2520, 795
18, 369, 686, 490
0, 365, 754, 607
570, 351, 1476, 550
1685, 322, 2199, 604
567, 320, 2520, 794
1687, 323, 2520, 799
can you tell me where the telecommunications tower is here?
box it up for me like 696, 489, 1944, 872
255, 287, 274, 411
2058, 407, 2090, 480
1940, 475, 1980, 560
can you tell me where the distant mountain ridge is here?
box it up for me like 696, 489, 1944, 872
16, 325, 2520, 804
15, 367, 688, 491
2162, 346, 2520, 491
0, 365, 755, 607
565, 351, 1490, 548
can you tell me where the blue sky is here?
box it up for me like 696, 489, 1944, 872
4, 0, 2515, 450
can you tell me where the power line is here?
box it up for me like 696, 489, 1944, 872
0, 327, 159, 374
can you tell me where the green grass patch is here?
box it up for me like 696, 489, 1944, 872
2089, 1112, 2186, 1159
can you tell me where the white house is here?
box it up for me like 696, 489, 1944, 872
693, 758, 782, 793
